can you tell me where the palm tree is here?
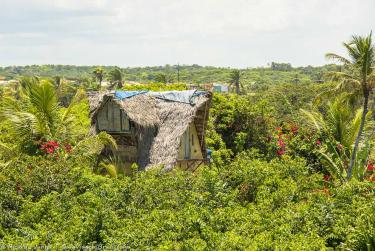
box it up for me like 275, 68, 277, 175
154, 73, 167, 84
326, 32, 375, 180
154, 73, 174, 84
229, 69, 242, 94
0, 77, 116, 156
108, 68, 123, 89
301, 94, 369, 181
92, 67, 105, 89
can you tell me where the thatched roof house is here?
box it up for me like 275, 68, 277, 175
88, 90, 212, 171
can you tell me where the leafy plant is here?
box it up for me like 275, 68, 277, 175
326, 32, 375, 180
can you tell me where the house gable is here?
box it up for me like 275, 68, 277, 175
96, 99, 132, 133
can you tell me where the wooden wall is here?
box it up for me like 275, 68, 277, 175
97, 100, 130, 132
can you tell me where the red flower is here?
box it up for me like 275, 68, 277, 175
323, 174, 331, 181
316, 140, 321, 146
367, 162, 375, 172
40, 140, 60, 154
275, 127, 282, 131
276, 149, 285, 156
291, 126, 298, 134
50, 141, 59, 147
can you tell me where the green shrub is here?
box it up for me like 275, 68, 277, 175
2, 155, 374, 249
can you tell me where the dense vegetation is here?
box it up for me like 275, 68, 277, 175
0, 63, 340, 86
0, 33, 375, 250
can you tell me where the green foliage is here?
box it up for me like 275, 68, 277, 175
0, 34, 374, 248
92, 67, 104, 84
0, 64, 341, 86
153, 72, 175, 84
1, 154, 374, 249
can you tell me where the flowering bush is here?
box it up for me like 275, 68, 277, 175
40, 141, 59, 154
39, 140, 72, 157
265, 123, 321, 166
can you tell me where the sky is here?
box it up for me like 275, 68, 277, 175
0, 0, 374, 68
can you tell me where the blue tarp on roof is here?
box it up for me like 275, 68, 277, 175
115, 90, 149, 99
114, 89, 208, 105
149, 90, 207, 105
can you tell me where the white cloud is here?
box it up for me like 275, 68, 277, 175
0, 0, 374, 67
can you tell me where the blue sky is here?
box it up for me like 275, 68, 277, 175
0, 0, 374, 67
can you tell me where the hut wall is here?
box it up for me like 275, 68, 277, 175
177, 122, 203, 160
97, 100, 131, 132
96, 101, 138, 170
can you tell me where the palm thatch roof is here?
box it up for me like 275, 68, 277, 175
88, 90, 212, 171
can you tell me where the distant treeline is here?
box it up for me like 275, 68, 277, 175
0, 63, 341, 85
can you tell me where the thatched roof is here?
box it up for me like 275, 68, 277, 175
88, 90, 212, 171
88, 91, 159, 127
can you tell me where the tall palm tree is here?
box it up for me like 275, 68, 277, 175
229, 69, 242, 94
326, 32, 375, 180
92, 67, 105, 89
108, 68, 123, 89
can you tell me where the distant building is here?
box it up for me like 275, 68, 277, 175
198, 83, 230, 93
212, 83, 230, 93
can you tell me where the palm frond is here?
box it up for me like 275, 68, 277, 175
3, 111, 43, 139
70, 132, 117, 160
346, 109, 363, 148
300, 109, 323, 133
316, 150, 345, 182
98, 162, 118, 178
62, 89, 86, 122
0, 142, 18, 160
325, 53, 351, 65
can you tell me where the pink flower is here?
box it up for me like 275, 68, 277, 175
316, 140, 321, 146
277, 139, 286, 148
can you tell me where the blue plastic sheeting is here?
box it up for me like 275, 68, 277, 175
207, 149, 212, 157
114, 89, 208, 105
115, 90, 149, 99
149, 90, 207, 105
